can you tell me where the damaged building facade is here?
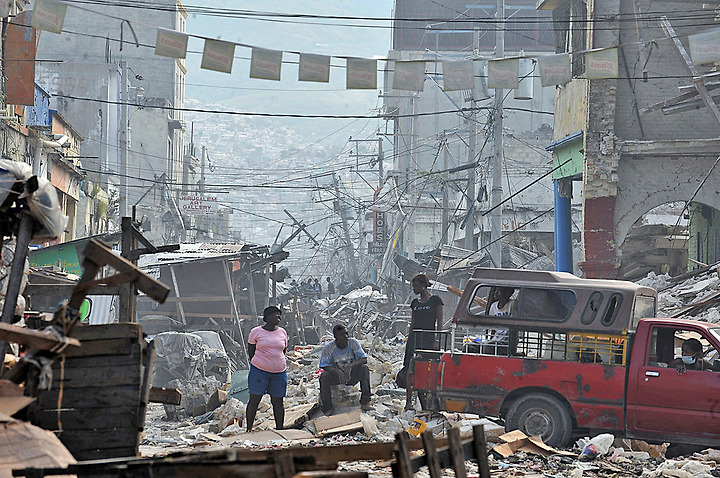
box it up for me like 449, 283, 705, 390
541, 0, 720, 279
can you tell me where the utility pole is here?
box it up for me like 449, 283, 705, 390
332, 173, 359, 280
441, 135, 449, 246
119, 60, 129, 218
200, 145, 206, 195
377, 137, 384, 188
464, 29, 481, 251
490, 0, 505, 267
464, 110, 477, 250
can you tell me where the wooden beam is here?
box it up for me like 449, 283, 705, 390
0, 323, 80, 352
82, 239, 170, 303
661, 17, 720, 128
149, 387, 182, 405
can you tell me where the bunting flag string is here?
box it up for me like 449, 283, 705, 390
14, 0, 720, 94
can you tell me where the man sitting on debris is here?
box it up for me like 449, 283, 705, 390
319, 324, 374, 415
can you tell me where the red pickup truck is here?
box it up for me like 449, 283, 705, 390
411, 268, 720, 448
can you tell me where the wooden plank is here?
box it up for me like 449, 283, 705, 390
473, 424, 491, 478
312, 410, 362, 435
82, 239, 170, 303
64, 338, 138, 357
37, 406, 140, 431
149, 387, 182, 405
394, 432, 412, 478
57, 427, 139, 452
37, 385, 141, 410
52, 351, 143, 370
0, 323, 80, 352
447, 427, 467, 478
421, 431, 442, 478
274, 452, 296, 478
52, 365, 141, 388
138, 339, 156, 429
70, 447, 139, 462
294, 473, 367, 478
71, 323, 143, 341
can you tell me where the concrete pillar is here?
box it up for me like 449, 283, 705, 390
579, 0, 621, 279
554, 179, 573, 273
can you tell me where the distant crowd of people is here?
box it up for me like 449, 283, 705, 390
288, 277, 336, 299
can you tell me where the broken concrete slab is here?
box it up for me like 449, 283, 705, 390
312, 410, 363, 437
218, 428, 314, 447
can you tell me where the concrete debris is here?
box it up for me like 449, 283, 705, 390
139, 281, 720, 478
152, 331, 231, 418
638, 270, 720, 321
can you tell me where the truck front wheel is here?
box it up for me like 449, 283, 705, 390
505, 393, 572, 448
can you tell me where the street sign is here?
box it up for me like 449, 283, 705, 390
179, 195, 218, 215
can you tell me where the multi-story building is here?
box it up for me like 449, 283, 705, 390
382, 0, 573, 271
539, 0, 720, 278
33, 0, 188, 242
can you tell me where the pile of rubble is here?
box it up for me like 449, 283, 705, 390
638, 268, 720, 322
140, 275, 720, 476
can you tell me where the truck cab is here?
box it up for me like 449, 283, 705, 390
410, 268, 720, 447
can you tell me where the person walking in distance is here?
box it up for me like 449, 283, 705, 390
245, 306, 288, 431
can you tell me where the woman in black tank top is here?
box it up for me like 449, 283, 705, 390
405, 273, 443, 410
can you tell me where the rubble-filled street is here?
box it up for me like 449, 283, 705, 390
4, 0, 720, 476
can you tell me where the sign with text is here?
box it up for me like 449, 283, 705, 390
689, 28, 720, 65
180, 195, 219, 215
346, 58, 377, 89
442, 60, 474, 91
586, 48, 618, 80
488, 58, 519, 89
299, 53, 330, 82
250, 47, 283, 81
393, 60, 426, 91
155, 28, 189, 59
30, 0, 66, 34
538, 53, 572, 87
201, 39, 235, 74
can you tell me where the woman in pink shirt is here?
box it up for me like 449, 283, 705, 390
246, 305, 288, 432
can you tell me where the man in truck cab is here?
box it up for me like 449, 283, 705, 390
669, 338, 712, 374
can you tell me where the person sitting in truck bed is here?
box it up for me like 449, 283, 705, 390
668, 338, 712, 374
483, 287, 515, 355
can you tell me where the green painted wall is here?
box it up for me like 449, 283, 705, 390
688, 203, 720, 270
552, 137, 584, 180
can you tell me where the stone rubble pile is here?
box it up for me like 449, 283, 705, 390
141, 277, 720, 476
638, 270, 720, 322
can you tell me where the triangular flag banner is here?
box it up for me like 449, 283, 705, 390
442, 60, 474, 91
586, 48, 618, 79
0, 0, 13, 18
30, 0, 66, 34
487, 58, 519, 89
689, 28, 720, 66
155, 28, 189, 59
538, 53, 572, 87
393, 61, 426, 91
298, 53, 330, 83
250, 47, 283, 81
201, 39, 235, 74
346, 58, 377, 89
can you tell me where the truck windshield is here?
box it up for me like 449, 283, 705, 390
711, 328, 720, 345
632, 295, 656, 328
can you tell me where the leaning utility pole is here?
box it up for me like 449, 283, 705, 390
332, 173, 359, 280
490, 0, 505, 267
119, 60, 129, 218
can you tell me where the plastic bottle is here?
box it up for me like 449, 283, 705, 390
579, 433, 615, 460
